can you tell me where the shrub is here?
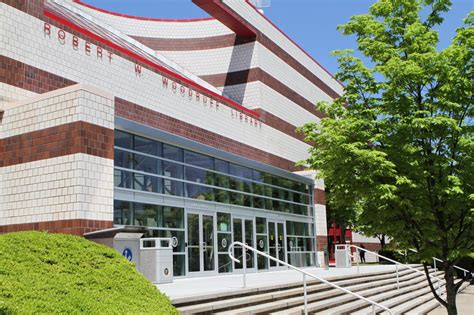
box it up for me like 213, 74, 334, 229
0, 231, 178, 314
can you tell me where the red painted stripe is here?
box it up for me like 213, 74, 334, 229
43, 9, 260, 119
72, 0, 215, 22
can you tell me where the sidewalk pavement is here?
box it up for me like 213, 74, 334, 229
428, 284, 474, 315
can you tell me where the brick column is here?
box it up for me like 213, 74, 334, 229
0, 84, 115, 235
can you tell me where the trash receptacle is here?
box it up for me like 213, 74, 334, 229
113, 232, 143, 269
335, 244, 351, 268
139, 238, 173, 284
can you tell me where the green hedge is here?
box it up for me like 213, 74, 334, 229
0, 231, 178, 314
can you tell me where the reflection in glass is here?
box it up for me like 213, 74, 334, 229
114, 170, 132, 189
202, 215, 215, 271
217, 213, 231, 232
187, 213, 200, 272
133, 203, 159, 227
134, 135, 160, 155
185, 183, 214, 201
114, 130, 132, 149
113, 200, 131, 225
157, 207, 184, 229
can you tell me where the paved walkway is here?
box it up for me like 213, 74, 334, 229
428, 284, 474, 315
156, 264, 402, 303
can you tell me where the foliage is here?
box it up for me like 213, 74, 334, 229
0, 231, 178, 315
299, 0, 473, 313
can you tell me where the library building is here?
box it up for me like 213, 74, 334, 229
0, 0, 353, 278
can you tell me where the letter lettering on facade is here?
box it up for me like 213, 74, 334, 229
135, 64, 142, 77
97, 46, 103, 59
72, 35, 79, 50
188, 88, 193, 100
172, 82, 177, 93
57, 29, 66, 41
210, 99, 214, 109
162, 77, 169, 89
44, 22, 51, 36
180, 85, 186, 96
195, 92, 200, 102
203, 95, 208, 106
85, 41, 91, 55
107, 51, 113, 63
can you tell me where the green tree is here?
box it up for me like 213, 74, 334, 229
298, 1, 473, 314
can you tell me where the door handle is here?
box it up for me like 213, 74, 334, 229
202, 242, 206, 251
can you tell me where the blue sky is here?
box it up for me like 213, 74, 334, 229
84, 0, 473, 76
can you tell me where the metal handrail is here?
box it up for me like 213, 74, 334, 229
228, 241, 393, 315
405, 248, 473, 279
349, 245, 446, 296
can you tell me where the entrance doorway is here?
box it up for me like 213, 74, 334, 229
268, 221, 286, 269
232, 217, 256, 272
186, 211, 216, 276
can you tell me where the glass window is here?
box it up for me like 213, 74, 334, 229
133, 173, 161, 193
215, 159, 229, 174
157, 206, 184, 229
256, 217, 266, 234
134, 135, 161, 156
185, 166, 214, 186
217, 213, 231, 232
214, 189, 229, 203
286, 221, 313, 236
114, 170, 132, 189
252, 169, 263, 182
229, 163, 252, 180
114, 130, 132, 149
134, 154, 159, 174
164, 178, 183, 197
113, 200, 131, 225
114, 149, 132, 169
229, 191, 244, 206
163, 144, 183, 162
133, 203, 159, 227
185, 183, 214, 201
184, 150, 213, 168
163, 160, 183, 196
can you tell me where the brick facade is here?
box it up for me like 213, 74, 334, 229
0, 121, 113, 167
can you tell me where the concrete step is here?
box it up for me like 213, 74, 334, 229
351, 272, 445, 314
177, 266, 425, 314
406, 281, 470, 315
269, 271, 441, 315
174, 266, 424, 307
211, 270, 430, 315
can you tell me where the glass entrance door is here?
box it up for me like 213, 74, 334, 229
186, 211, 216, 276
232, 217, 256, 272
268, 221, 286, 269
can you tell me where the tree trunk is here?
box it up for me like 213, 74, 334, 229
444, 263, 458, 315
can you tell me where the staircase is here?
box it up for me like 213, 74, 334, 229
174, 266, 470, 314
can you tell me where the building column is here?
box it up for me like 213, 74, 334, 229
0, 84, 115, 235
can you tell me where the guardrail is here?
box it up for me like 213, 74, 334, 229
404, 248, 473, 280
349, 245, 446, 295
228, 241, 393, 315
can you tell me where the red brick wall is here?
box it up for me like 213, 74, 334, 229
316, 235, 328, 251
0, 55, 76, 94
314, 188, 326, 205
0, 121, 114, 167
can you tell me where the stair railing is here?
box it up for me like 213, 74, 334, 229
349, 245, 445, 296
405, 248, 473, 279
228, 241, 393, 315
